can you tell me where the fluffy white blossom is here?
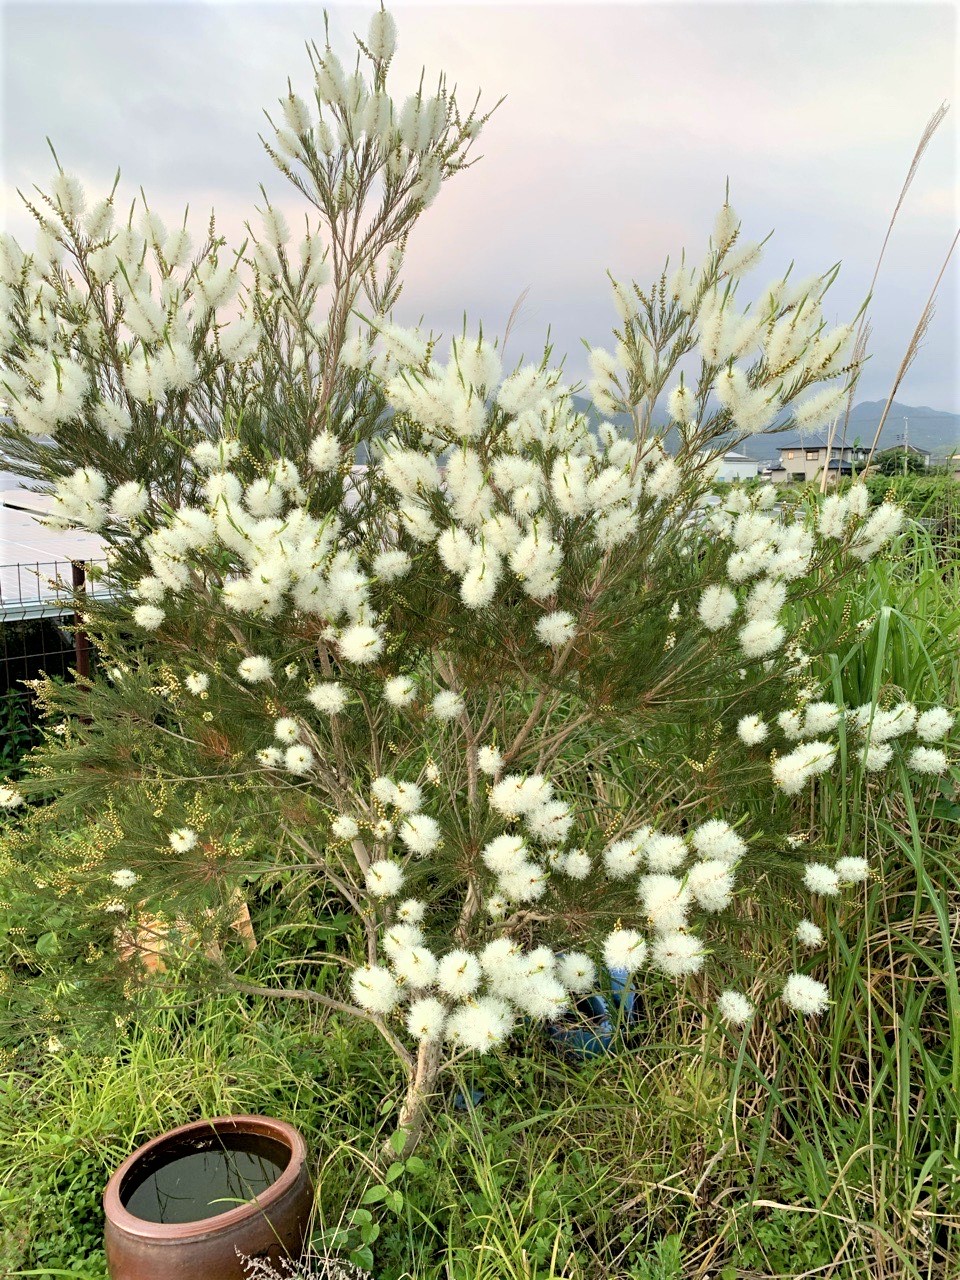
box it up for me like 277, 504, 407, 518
796, 919, 824, 948
557, 951, 597, 992
535, 610, 577, 649
803, 862, 840, 896
907, 746, 948, 775
782, 973, 829, 1016
477, 746, 503, 776
602, 929, 648, 973
384, 675, 417, 707
691, 820, 746, 864
307, 682, 349, 715
273, 717, 300, 744
238, 656, 273, 683
284, 744, 315, 775
772, 740, 837, 794
717, 990, 753, 1025
915, 708, 954, 743
111, 868, 139, 889
431, 690, 465, 720
398, 813, 441, 856
835, 856, 869, 884
406, 998, 446, 1042
437, 949, 482, 998
133, 604, 164, 630
652, 931, 705, 977
365, 860, 405, 898
738, 617, 785, 660
331, 814, 359, 840
351, 965, 401, 1014
338, 624, 384, 665
737, 714, 768, 746
185, 672, 209, 695
698, 584, 738, 631
445, 997, 515, 1052
169, 827, 198, 853
0, 785, 24, 809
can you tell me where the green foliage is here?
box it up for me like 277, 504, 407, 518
0, 690, 33, 781
874, 447, 926, 476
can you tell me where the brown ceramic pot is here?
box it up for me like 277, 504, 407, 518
103, 1114, 314, 1279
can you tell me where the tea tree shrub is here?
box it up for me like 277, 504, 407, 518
0, 6, 953, 1152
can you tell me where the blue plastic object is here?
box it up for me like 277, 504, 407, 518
547, 966, 636, 1059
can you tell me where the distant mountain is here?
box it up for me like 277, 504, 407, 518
571, 396, 959, 464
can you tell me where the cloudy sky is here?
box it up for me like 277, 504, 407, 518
2, 0, 957, 410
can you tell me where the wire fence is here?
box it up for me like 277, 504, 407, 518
0, 558, 108, 773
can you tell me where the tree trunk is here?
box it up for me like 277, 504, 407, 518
384, 1038, 442, 1162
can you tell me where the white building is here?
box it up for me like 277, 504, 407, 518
702, 451, 758, 483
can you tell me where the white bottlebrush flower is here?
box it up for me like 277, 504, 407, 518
483, 834, 529, 875
687, 860, 735, 912
667, 382, 696, 426
489, 773, 552, 819
639, 874, 692, 932
915, 707, 954, 743
185, 673, 209, 695
850, 503, 904, 561
782, 973, 830, 1016
446, 997, 516, 1053
835, 856, 869, 884
338, 624, 384, 665
652, 931, 705, 978
0, 785, 25, 809
396, 898, 425, 925
307, 430, 340, 471
256, 747, 283, 768
717, 990, 753, 1025
644, 833, 688, 872
690, 820, 746, 864
907, 746, 948, 775
133, 604, 165, 630
560, 848, 591, 880
384, 675, 417, 707
110, 868, 139, 889
110, 481, 148, 521
557, 951, 597, 993
603, 831, 649, 879
371, 776, 400, 807
737, 714, 768, 746
602, 929, 648, 973
383, 923, 423, 957
331, 814, 359, 840
169, 827, 198, 853
406, 998, 446, 1043
803, 862, 840, 896
392, 946, 438, 989
795, 919, 824, 949
738, 617, 785, 660
431, 690, 465, 721
307, 682, 349, 715
777, 710, 803, 740
372, 549, 412, 582
238, 656, 273, 683
772, 740, 837, 795
365, 860, 405, 898
803, 702, 841, 736
524, 799, 573, 846
861, 741, 893, 772
437, 949, 482, 999
398, 813, 441, 856
367, 6, 398, 60
477, 745, 503, 776
273, 717, 300, 744
284, 744, 315, 776
698, 584, 738, 630
534, 610, 577, 649
351, 965, 400, 1014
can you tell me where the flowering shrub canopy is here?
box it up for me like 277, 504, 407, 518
0, 5, 953, 1146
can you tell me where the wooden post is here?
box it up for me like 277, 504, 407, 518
71, 560, 91, 679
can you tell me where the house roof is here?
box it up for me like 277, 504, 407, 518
719, 452, 755, 463
776, 434, 854, 452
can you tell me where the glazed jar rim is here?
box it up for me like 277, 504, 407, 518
103, 1113, 308, 1242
